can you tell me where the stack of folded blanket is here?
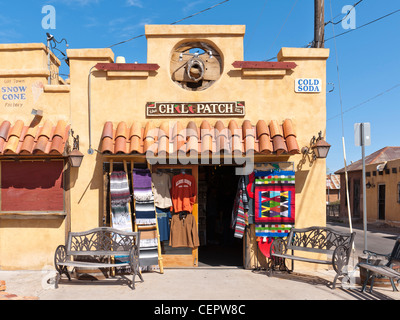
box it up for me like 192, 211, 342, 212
132, 168, 159, 270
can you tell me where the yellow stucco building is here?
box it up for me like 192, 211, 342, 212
0, 25, 329, 272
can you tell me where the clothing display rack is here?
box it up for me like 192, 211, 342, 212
106, 160, 164, 274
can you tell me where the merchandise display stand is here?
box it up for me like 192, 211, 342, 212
147, 163, 164, 274
131, 162, 164, 274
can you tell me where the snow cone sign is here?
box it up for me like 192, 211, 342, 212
295, 78, 321, 93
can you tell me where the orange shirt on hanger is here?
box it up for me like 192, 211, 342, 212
171, 173, 197, 213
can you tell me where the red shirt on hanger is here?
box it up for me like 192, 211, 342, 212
171, 173, 197, 213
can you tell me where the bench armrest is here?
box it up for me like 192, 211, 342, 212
363, 250, 390, 263
332, 245, 350, 275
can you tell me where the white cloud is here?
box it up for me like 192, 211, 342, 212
126, 0, 143, 8
47, 0, 100, 7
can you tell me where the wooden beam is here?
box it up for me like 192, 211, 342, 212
232, 61, 297, 70
95, 63, 160, 72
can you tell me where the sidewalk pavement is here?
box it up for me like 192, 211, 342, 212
0, 265, 399, 301
1, 221, 399, 301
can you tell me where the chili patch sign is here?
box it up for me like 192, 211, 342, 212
146, 101, 245, 118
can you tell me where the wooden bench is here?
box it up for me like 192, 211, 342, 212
357, 236, 400, 293
54, 227, 143, 290
269, 226, 356, 289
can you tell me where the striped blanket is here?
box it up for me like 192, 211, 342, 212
133, 168, 156, 225
110, 171, 133, 273
132, 168, 159, 271
231, 176, 249, 239
110, 171, 131, 205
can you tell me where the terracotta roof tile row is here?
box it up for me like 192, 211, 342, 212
100, 119, 300, 156
0, 120, 70, 156
326, 174, 340, 190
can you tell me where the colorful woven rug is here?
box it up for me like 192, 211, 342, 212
254, 170, 295, 239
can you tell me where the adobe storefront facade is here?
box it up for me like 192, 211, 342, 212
0, 25, 329, 271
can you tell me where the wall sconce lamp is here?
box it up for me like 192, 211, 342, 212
366, 182, 375, 189
301, 131, 331, 160
69, 130, 84, 168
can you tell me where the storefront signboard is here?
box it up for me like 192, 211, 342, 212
295, 78, 321, 93
146, 101, 245, 118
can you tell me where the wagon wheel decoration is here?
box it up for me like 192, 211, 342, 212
54, 245, 71, 281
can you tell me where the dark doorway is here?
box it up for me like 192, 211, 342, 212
197, 166, 242, 267
353, 179, 360, 218
378, 184, 386, 220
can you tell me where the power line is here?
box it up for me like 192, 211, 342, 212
265, 0, 299, 58
107, 0, 230, 48
324, 0, 364, 26
325, 7, 400, 42
245, 0, 269, 48
327, 83, 400, 121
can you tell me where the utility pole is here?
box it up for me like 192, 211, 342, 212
313, 0, 325, 48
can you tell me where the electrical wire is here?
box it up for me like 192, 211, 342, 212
245, 0, 269, 48
328, 0, 354, 246
107, 0, 231, 48
324, 0, 364, 26
325, 7, 400, 42
327, 83, 400, 121
265, 0, 298, 58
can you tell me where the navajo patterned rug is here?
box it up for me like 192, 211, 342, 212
254, 170, 295, 239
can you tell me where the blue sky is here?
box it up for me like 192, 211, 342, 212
0, 0, 399, 173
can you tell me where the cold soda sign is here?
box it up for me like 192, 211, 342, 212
295, 78, 321, 93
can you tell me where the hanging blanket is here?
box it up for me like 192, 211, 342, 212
111, 204, 133, 273
133, 168, 156, 225
137, 225, 159, 268
132, 168, 159, 271
111, 203, 133, 233
135, 200, 157, 225
110, 171, 131, 205
254, 170, 295, 239
231, 176, 249, 239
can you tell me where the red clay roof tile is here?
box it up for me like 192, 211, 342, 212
129, 122, 142, 139
54, 120, 67, 139
116, 122, 128, 139
8, 120, 24, 138
102, 122, 114, 140
50, 135, 65, 155
39, 120, 53, 139
0, 121, 11, 140
269, 120, 283, 137
0, 119, 69, 156
283, 119, 296, 138
100, 119, 300, 157
20, 135, 35, 155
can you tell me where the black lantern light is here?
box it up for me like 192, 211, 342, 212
69, 130, 84, 168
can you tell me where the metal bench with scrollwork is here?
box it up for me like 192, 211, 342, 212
269, 226, 356, 289
54, 227, 143, 290
356, 236, 400, 293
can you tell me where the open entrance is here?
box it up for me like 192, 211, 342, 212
198, 165, 242, 267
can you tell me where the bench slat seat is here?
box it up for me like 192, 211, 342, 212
68, 251, 131, 256
57, 261, 131, 268
358, 264, 400, 279
271, 253, 331, 265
